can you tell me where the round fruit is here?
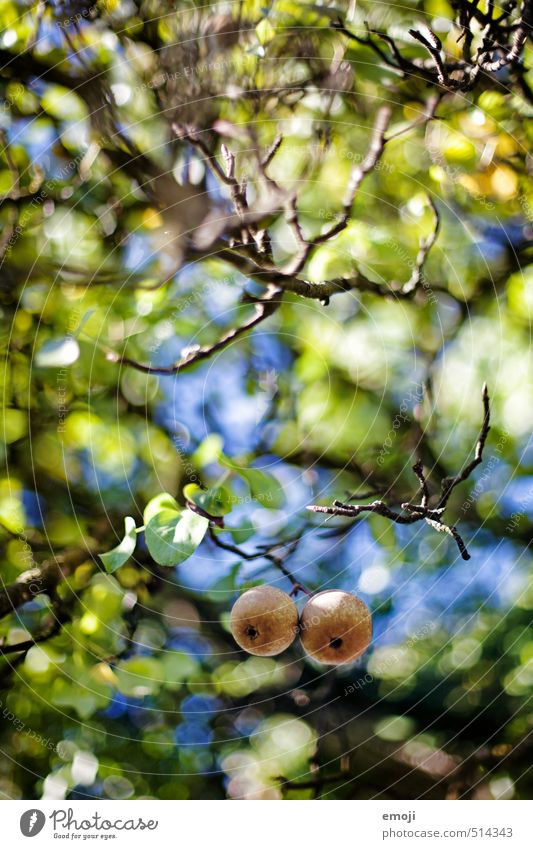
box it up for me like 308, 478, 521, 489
230, 585, 298, 656
299, 590, 372, 665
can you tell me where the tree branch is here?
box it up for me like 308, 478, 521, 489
480, 0, 533, 71
409, 29, 448, 86
107, 284, 283, 374
437, 383, 491, 508
208, 527, 312, 596
401, 198, 441, 295
311, 106, 392, 247
0, 599, 70, 656
307, 385, 491, 561
334, 3, 532, 94
0, 548, 90, 620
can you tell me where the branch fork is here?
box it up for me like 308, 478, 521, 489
306, 385, 491, 561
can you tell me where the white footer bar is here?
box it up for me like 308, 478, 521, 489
3, 800, 530, 848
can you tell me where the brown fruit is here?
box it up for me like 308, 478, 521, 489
300, 590, 372, 665
230, 586, 298, 656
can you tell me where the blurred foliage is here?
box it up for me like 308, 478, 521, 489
0, 0, 532, 801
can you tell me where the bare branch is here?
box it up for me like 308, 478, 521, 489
312, 106, 392, 246
280, 194, 312, 276
0, 601, 69, 656
385, 94, 441, 141
412, 458, 430, 508
445, 731, 533, 799
247, 108, 394, 281
172, 123, 234, 186
276, 769, 349, 791
261, 135, 283, 169
208, 527, 312, 596
0, 548, 90, 620
334, 4, 532, 94
307, 386, 491, 561
409, 28, 448, 86
308, 498, 421, 524
438, 383, 491, 508
480, 0, 533, 71
107, 285, 283, 374
402, 198, 441, 295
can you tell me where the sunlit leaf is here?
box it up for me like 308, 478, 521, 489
219, 455, 285, 508
183, 483, 233, 517
35, 337, 80, 367
145, 507, 209, 566
100, 516, 137, 572
143, 492, 181, 524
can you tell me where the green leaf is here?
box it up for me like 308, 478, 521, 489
161, 651, 198, 686
52, 677, 109, 719
241, 468, 285, 508
35, 336, 80, 367
206, 562, 242, 601
227, 520, 255, 544
2, 408, 28, 444
256, 18, 275, 45
219, 455, 285, 508
192, 434, 224, 468
100, 516, 137, 573
145, 508, 208, 566
115, 657, 164, 697
143, 492, 180, 525
368, 513, 397, 550
183, 483, 233, 517
72, 308, 96, 338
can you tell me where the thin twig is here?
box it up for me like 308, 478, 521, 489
172, 123, 234, 186
209, 527, 312, 595
412, 458, 430, 508
107, 285, 283, 374
0, 549, 90, 620
480, 0, 533, 71
312, 106, 393, 246
409, 29, 448, 86
334, 5, 531, 94
401, 198, 440, 295
261, 134, 283, 169
0, 600, 69, 656
438, 383, 491, 508
307, 386, 490, 561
